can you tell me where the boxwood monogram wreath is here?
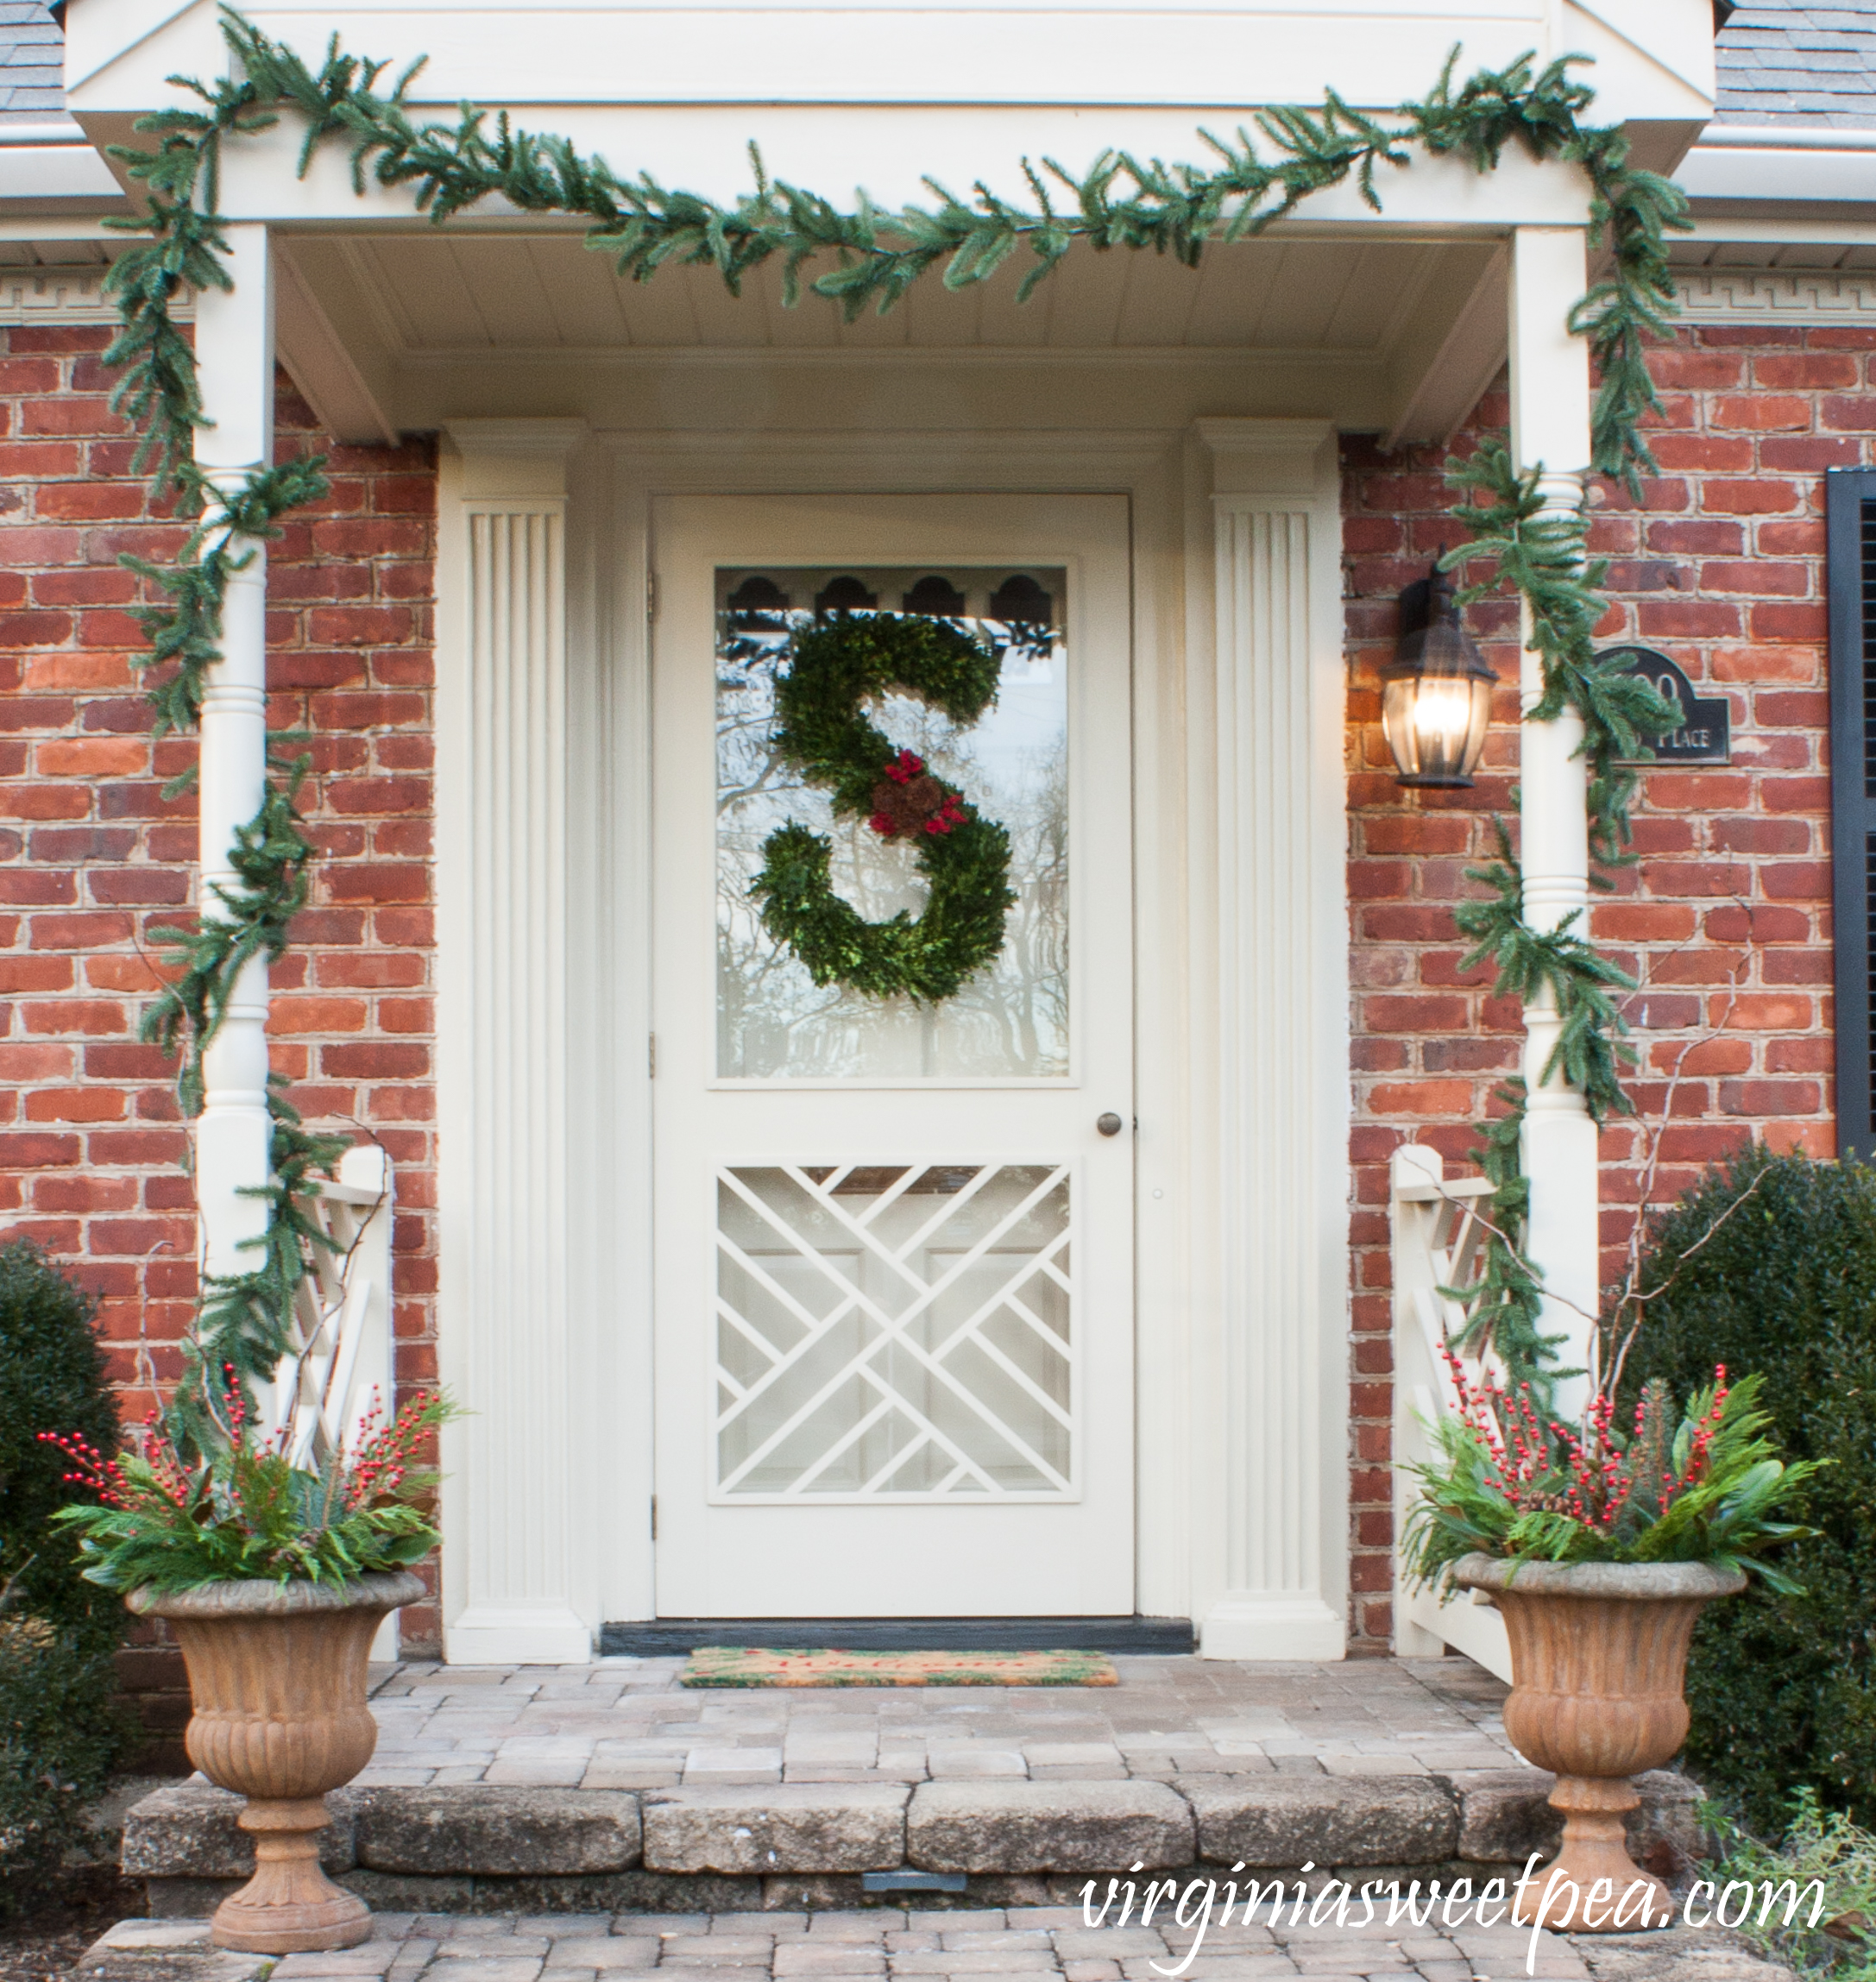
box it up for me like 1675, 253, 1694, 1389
751, 615, 1017, 1004
108, 7, 1684, 1411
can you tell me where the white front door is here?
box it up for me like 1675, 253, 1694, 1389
649, 493, 1134, 1617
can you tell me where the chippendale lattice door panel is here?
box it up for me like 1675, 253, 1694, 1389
649, 494, 1135, 1617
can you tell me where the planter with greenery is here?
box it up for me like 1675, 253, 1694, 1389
1405, 1362, 1818, 1931
44, 1377, 449, 1954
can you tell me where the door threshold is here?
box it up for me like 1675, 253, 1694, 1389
600, 1615, 1194, 1656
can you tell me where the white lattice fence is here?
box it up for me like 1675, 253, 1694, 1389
256, 1143, 396, 1461
255, 1143, 400, 1654
1389, 1143, 1513, 1682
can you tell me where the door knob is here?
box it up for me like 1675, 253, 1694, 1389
1096, 1112, 1124, 1137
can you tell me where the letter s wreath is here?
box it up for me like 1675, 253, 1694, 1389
750, 616, 1017, 1003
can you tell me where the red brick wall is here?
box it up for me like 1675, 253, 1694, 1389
0, 328, 443, 1652
1341, 325, 1851, 1653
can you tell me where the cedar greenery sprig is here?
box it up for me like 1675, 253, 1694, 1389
103, 4, 1692, 1420
101, 59, 296, 491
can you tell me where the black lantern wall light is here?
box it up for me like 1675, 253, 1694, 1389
1381, 564, 1499, 789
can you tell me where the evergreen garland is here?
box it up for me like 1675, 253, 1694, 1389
1438, 456, 1678, 1395
1451, 824, 1644, 1129
1443, 447, 1679, 871
104, 4, 1690, 1417
141, 756, 316, 1117
132, 748, 345, 1406
122, 460, 331, 739
751, 617, 1017, 1004
198, 17, 1683, 492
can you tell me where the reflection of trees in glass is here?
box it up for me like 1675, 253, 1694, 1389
715, 593, 1069, 1079
942, 738, 1067, 1073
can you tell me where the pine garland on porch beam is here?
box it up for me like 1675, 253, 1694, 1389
105, 3, 1684, 1415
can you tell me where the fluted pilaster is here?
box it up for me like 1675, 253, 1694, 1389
436, 420, 592, 1664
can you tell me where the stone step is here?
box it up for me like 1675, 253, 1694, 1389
124, 1771, 1702, 1916
78, 1903, 1800, 1982
76, 1903, 1799, 1982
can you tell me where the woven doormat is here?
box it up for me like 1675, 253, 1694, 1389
680, 1646, 1119, 1688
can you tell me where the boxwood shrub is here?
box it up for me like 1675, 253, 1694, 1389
1621, 1145, 1876, 1834
0, 1242, 127, 1906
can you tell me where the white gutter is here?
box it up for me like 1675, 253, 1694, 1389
1680, 134, 1876, 204
0, 118, 123, 204
1697, 123, 1876, 150
0, 120, 91, 143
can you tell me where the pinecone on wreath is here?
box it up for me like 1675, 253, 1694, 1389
866, 752, 965, 839
868, 771, 944, 835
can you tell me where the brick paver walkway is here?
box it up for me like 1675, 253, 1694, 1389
85, 1907, 1787, 1982
358, 1659, 1520, 1791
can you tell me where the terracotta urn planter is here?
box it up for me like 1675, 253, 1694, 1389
129, 1572, 424, 1955
1451, 1553, 1742, 1933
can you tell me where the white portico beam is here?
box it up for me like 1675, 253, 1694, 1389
191, 223, 277, 1302
1508, 224, 1597, 1415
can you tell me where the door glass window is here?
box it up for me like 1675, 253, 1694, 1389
715, 567, 1069, 1079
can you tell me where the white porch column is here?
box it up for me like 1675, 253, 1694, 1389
1509, 226, 1597, 1411
192, 223, 275, 1293
1192, 421, 1350, 1659
435, 419, 593, 1664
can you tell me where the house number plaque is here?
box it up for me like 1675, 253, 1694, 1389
1602, 645, 1732, 766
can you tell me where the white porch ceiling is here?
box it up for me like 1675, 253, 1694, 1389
312, 231, 1458, 353
277, 227, 1507, 445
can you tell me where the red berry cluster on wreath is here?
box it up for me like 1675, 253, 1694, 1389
922, 792, 966, 836
866, 751, 968, 838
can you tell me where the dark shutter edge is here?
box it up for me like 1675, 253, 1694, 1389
1826, 469, 1874, 1159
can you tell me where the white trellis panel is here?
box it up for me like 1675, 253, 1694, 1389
1389, 1143, 1514, 1683
255, 1143, 397, 1467
256, 1143, 399, 1656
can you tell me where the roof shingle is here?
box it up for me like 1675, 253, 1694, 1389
0, 0, 63, 124
1715, 0, 1876, 128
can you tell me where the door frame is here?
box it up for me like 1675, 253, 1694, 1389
433, 412, 1348, 1661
